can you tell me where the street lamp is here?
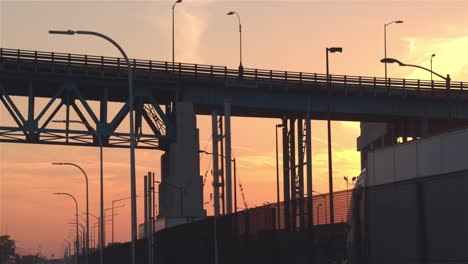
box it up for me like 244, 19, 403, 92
325, 47, 342, 227
49, 29, 136, 264
54, 192, 79, 264
111, 197, 132, 244
172, 0, 182, 68
227, 10, 243, 74
343, 176, 356, 208
51, 159, 90, 263
384, 20, 404, 84
430, 54, 436, 82
275, 123, 284, 228
380, 57, 451, 89
105, 204, 126, 245
87, 213, 99, 251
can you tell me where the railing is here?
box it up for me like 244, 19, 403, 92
0, 48, 465, 92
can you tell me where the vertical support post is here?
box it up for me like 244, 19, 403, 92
224, 102, 232, 214
28, 81, 34, 122
327, 105, 335, 226
152, 172, 156, 231
147, 172, 153, 264
144, 175, 148, 238
219, 116, 225, 215
305, 110, 313, 228
212, 109, 220, 216
233, 158, 237, 213
297, 118, 305, 229
282, 117, 291, 231
289, 118, 297, 230
211, 109, 220, 264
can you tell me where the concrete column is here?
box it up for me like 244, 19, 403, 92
157, 102, 205, 230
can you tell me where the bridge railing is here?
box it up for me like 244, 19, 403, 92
0, 48, 464, 92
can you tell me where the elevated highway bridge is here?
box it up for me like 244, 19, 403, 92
1, 47, 467, 231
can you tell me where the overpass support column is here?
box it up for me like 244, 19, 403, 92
157, 102, 205, 230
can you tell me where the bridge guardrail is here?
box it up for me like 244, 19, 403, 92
0, 48, 464, 92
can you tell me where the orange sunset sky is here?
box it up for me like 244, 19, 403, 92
0, 0, 467, 257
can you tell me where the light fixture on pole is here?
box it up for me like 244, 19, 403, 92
54, 192, 79, 264
49, 29, 136, 264
343, 176, 356, 208
53, 118, 104, 264
430, 54, 436, 82
172, 0, 183, 68
51, 159, 90, 264
111, 197, 132, 244
325, 46, 343, 228
227, 10, 243, 75
384, 20, 403, 85
381, 57, 451, 90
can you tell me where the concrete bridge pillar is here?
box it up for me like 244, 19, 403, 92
156, 102, 205, 230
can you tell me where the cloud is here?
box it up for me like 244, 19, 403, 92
402, 35, 468, 81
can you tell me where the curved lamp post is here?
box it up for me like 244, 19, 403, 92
380, 57, 451, 89
172, 0, 182, 68
384, 20, 403, 84
51, 160, 89, 263
227, 11, 243, 74
111, 197, 132, 244
49, 29, 136, 264
430, 54, 436, 82
52, 118, 104, 261
325, 47, 342, 228
54, 192, 79, 264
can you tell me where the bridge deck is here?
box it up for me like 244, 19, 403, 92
1, 48, 468, 149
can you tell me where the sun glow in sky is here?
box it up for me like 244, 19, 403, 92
0, 0, 467, 257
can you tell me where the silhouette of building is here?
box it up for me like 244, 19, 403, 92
0, 235, 18, 264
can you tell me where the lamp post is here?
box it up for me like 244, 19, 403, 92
105, 204, 126, 244
227, 10, 243, 74
68, 222, 86, 255
54, 192, 79, 264
380, 58, 451, 89
343, 176, 356, 209
49, 29, 136, 264
172, 0, 182, 68
384, 20, 404, 84
51, 159, 89, 264
111, 197, 132, 244
430, 54, 436, 82
325, 47, 342, 227
275, 123, 284, 228
87, 213, 99, 251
